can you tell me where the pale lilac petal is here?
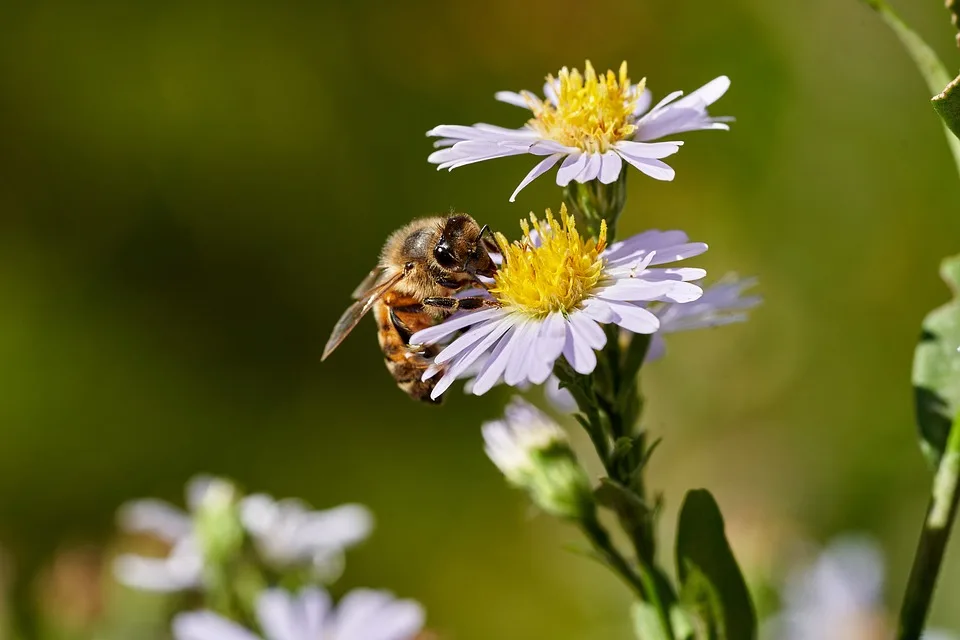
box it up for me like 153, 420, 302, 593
433, 317, 507, 365
173, 611, 260, 640
614, 140, 683, 160
617, 154, 675, 181
645, 334, 667, 362
555, 153, 587, 187
604, 230, 690, 261
561, 318, 597, 374
577, 153, 603, 183
431, 318, 516, 399
329, 589, 424, 640
471, 324, 527, 395
599, 151, 623, 184
116, 500, 191, 541
633, 87, 653, 116
494, 91, 533, 108
504, 320, 538, 385
294, 504, 374, 548
568, 311, 606, 350
582, 298, 617, 323
535, 313, 567, 368
257, 589, 329, 640
646, 243, 709, 265
642, 267, 707, 282
605, 301, 661, 334
432, 142, 528, 170
410, 308, 506, 346
510, 153, 565, 202
674, 76, 730, 109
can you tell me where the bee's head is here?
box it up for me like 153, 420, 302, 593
434, 214, 497, 278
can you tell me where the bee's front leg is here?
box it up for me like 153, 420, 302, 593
422, 296, 500, 311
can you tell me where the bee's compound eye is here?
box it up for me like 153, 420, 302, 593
433, 243, 458, 269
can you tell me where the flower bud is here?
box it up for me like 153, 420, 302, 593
483, 397, 594, 521
193, 477, 245, 568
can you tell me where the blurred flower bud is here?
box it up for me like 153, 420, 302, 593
483, 397, 594, 521
192, 477, 245, 569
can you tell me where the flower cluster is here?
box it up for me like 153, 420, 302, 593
114, 476, 425, 640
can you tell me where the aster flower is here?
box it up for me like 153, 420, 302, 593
173, 587, 425, 640
483, 397, 592, 520
114, 476, 373, 592
763, 536, 956, 640
427, 61, 731, 201
410, 205, 707, 400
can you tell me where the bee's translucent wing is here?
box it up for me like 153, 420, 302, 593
321, 270, 405, 361
351, 267, 385, 299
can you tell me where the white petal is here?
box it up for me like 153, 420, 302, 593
617, 154, 676, 181
410, 308, 506, 346
295, 504, 374, 548
434, 317, 506, 365
614, 140, 682, 160
116, 499, 191, 541
431, 318, 515, 399
173, 611, 260, 640
644, 267, 707, 281
605, 301, 661, 334
568, 311, 607, 349
647, 242, 709, 265
510, 153, 565, 202
329, 589, 424, 640
504, 320, 538, 386
526, 314, 566, 385
675, 76, 730, 109
471, 324, 527, 395
555, 153, 587, 187
632, 87, 653, 116
577, 153, 603, 183
561, 318, 597, 374
258, 588, 330, 640
494, 91, 532, 108
598, 151, 623, 184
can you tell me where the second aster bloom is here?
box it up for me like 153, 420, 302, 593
173, 587, 425, 640
428, 61, 731, 201
411, 205, 706, 400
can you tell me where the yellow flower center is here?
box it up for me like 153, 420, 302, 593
491, 205, 608, 318
526, 61, 643, 154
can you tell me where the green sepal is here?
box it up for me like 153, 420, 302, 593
913, 255, 960, 464
933, 75, 960, 144
676, 489, 757, 640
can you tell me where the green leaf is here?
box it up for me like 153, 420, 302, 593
676, 489, 756, 640
861, 0, 960, 175
914, 255, 960, 463
933, 75, 960, 143
594, 477, 650, 513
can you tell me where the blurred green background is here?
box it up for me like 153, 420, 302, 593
1, 0, 960, 637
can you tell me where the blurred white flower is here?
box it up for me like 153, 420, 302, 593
114, 476, 373, 592
113, 475, 228, 592
173, 587, 425, 640
428, 61, 731, 201
240, 494, 373, 581
763, 536, 956, 640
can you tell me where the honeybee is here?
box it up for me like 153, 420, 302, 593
322, 214, 498, 403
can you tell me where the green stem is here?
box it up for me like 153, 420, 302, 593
580, 514, 673, 637
897, 411, 960, 640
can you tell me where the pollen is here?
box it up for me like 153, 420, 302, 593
491, 205, 608, 317
526, 61, 643, 154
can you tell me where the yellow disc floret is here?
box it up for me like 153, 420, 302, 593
491, 205, 608, 318
526, 61, 643, 154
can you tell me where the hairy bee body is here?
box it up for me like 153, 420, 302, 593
322, 214, 497, 403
